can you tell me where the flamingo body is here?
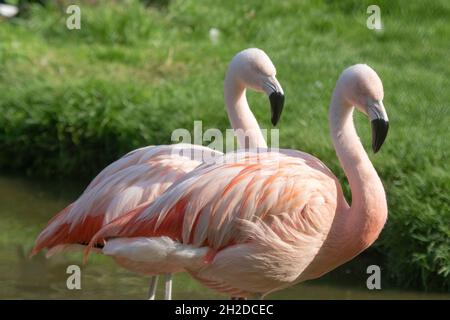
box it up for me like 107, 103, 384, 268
31, 144, 222, 257
88, 150, 352, 297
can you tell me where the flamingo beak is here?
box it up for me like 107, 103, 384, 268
368, 100, 389, 153
270, 91, 285, 126
371, 118, 389, 153
265, 76, 285, 126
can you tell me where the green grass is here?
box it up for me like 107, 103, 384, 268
0, 0, 449, 291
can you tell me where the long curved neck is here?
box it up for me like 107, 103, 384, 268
329, 89, 387, 254
224, 71, 267, 149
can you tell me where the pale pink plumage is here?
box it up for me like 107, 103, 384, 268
87, 64, 389, 298
88, 150, 343, 296
31, 144, 222, 257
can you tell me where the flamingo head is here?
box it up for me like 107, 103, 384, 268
227, 48, 285, 126
338, 64, 389, 153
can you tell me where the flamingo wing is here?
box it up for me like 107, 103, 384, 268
90, 150, 342, 253
31, 144, 222, 256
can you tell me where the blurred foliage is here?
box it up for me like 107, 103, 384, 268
0, 0, 449, 291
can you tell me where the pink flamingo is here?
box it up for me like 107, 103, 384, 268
87, 64, 389, 298
31, 48, 285, 299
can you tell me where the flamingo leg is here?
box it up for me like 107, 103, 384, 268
164, 273, 172, 300
147, 276, 159, 300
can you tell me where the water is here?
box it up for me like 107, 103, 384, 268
0, 175, 448, 300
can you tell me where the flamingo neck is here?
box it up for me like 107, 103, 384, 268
224, 72, 267, 149
328, 91, 387, 254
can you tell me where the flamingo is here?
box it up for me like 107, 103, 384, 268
87, 64, 389, 298
31, 48, 285, 299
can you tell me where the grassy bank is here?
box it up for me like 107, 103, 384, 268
0, 0, 449, 291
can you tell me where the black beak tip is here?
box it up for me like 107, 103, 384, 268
270, 92, 285, 126
371, 119, 389, 153
271, 116, 278, 127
